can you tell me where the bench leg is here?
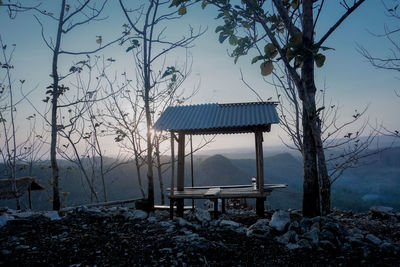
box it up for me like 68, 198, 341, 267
177, 199, 184, 217
256, 197, 265, 217
213, 199, 218, 219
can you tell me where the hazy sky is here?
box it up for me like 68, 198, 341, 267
0, 0, 399, 153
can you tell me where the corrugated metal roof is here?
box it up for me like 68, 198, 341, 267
153, 102, 279, 133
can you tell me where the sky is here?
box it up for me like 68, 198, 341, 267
0, 0, 399, 155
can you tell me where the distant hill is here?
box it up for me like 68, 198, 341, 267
1, 146, 399, 212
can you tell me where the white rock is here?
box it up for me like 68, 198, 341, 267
147, 216, 157, 223
160, 220, 174, 228
44, 211, 61, 221
219, 220, 240, 228
269, 210, 291, 232
132, 210, 148, 220
302, 228, 319, 245
247, 219, 272, 238
15, 211, 36, 218
370, 206, 394, 217
276, 230, 298, 244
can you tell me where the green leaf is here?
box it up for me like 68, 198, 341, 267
126, 39, 140, 52
201, 0, 208, 9
219, 33, 228, 43
178, 4, 187, 15
291, 0, 299, 9
260, 61, 274, 76
290, 32, 302, 45
170, 0, 180, 7
162, 66, 180, 79
229, 35, 238, 45
314, 53, 326, 68
264, 43, 278, 59
215, 25, 224, 33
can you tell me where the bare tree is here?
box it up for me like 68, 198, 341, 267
56, 55, 128, 203
249, 65, 381, 184
0, 35, 20, 209
119, 0, 206, 209
358, 0, 400, 138
3, 0, 129, 210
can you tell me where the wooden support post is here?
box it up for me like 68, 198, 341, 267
170, 132, 175, 218
177, 133, 185, 217
170, 199, 174, 220
255, 130, 265, 217
28, 187, 32, 210
221, 199, 225, 214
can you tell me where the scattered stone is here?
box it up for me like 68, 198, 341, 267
319, 240, 336, 250
276, 230, 298, 244
160, 220, 174, 228
15, 245, 29, 250
366, 234, 382, 245
219, 220, 240, 228
247, 219, 272, 238
370, 206, 394, 219
173, 233, 209, 252
311, 222, 320, 231
75, 206, 88, 213
269, 210, 290, 232
302, 228, 319, 245
286, 243, 300, 250
131, 210, 148, 220
300, 218, 312, 232
297, 239, 312, 250
43, 211, 61, 221
288, 221, 299, 232
147, 216, 158, 224
320, 229, 335, 242
0, 215, 7, 227
14, 211, 35, 218
194, 209, 211, 224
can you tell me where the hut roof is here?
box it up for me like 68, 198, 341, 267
0, 177, 45, 200
153, 102, 279, 135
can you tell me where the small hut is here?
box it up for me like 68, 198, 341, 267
0, 177, 45, 209
153, 102, 287, 218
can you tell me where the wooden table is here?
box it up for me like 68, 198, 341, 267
167, 184, 287, 219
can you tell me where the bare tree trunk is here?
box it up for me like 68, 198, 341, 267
50, 0, 66, 210
155, 137, 165, 205
145, 107, 154, 210
301, 103, 320, 217
133, 148, 146, 198
300, 0, 326, 217
0, 36, 20, 210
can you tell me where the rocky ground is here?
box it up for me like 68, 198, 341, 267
0, 205, 400, 266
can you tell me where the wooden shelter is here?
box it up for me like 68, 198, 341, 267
153, 102, 287, 218
0, 177, 45, 209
